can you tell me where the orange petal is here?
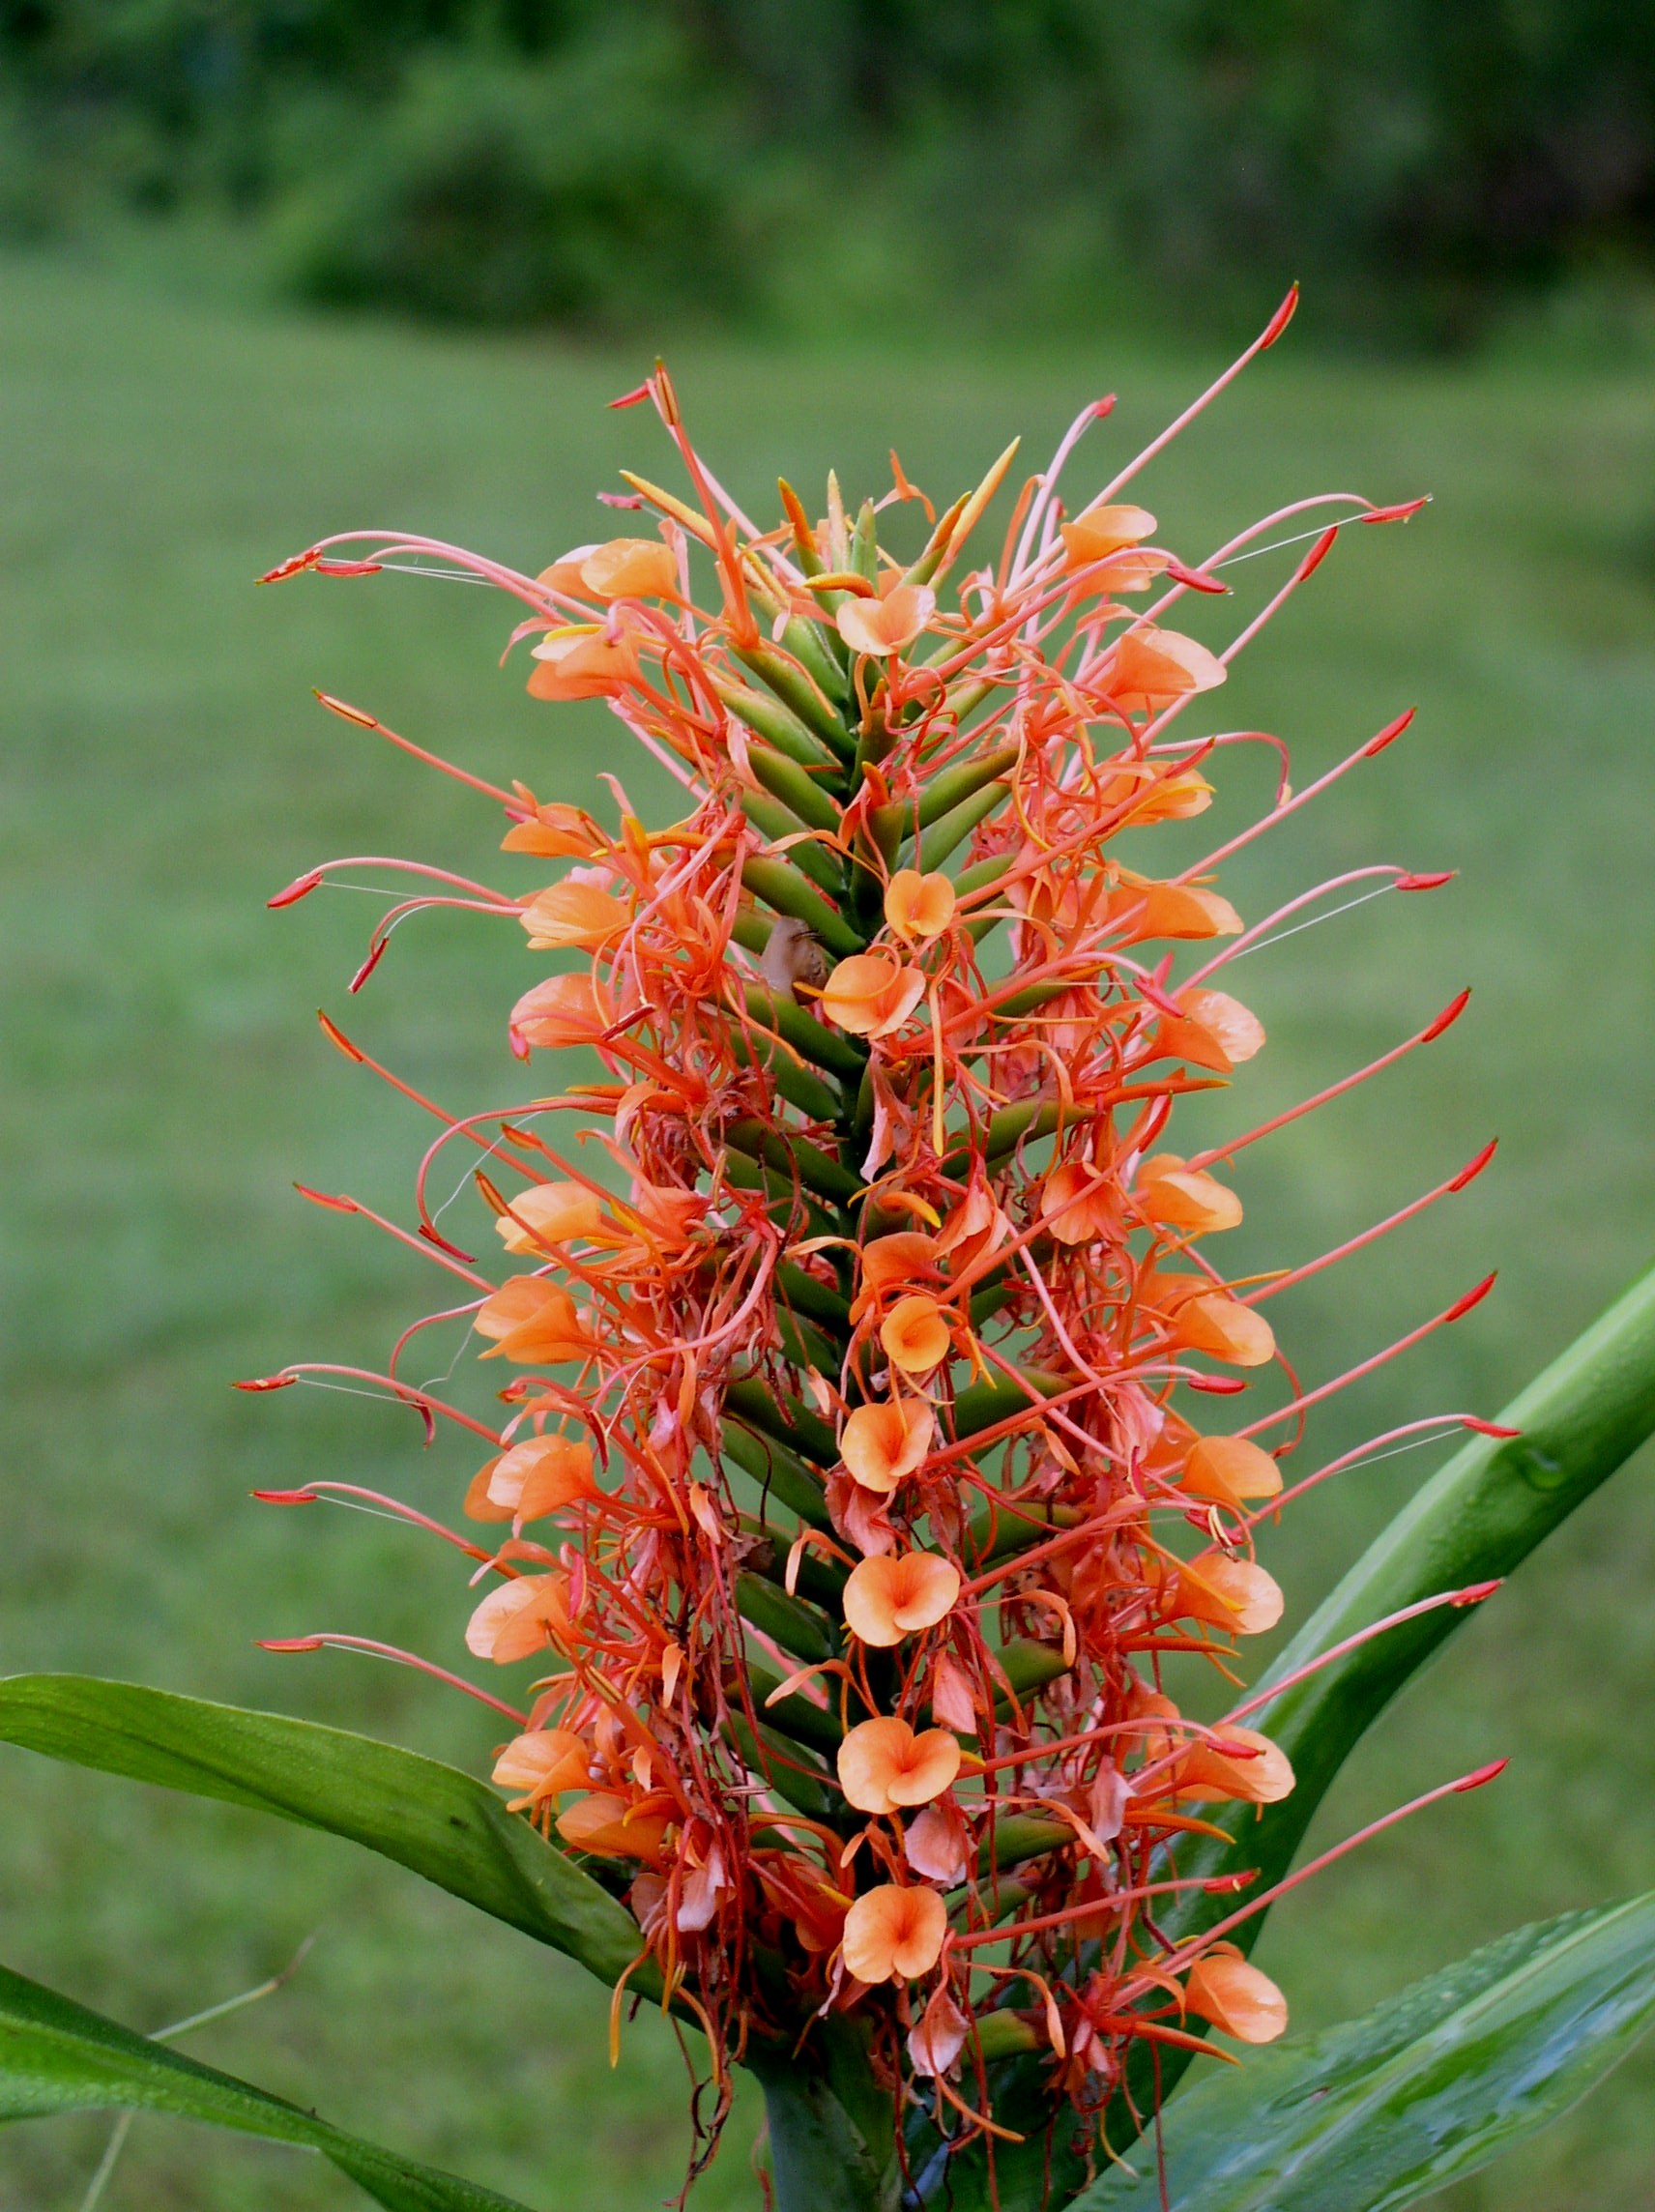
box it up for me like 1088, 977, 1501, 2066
527, 628, 638, 701
821, 953, 927, 1038
1174, 1724, 1294, 1805
1175, 1292, 1276, 1367
474, 1276, 593, 1365
491, 1727, 589, 1804
1060, 505, 1157, 567
880, 1294, 952, 1376
465, 1573, 570, 1663
579, 538, 678, 600
487, 1432, 597, 1519
1180, 1436, 1282, 1507
842, 1398, 935, 1494
1176, 1555, 1284, 1638
519, 881, 630, 951
1155, 986, 1265, 1072
556, 1790, 671, 1864
510, 971, 607, 1050
885, 869, 957, 944
1106, 625, 1227, 713
837, 584, 935, 657
1136, 1156, 1243, 1234
837, 1717, 960, 1814
500, 802, 607, 859
843, 1551, 961, 1646
1185, 1949, 1289, 2042
495, 1179, 605, 1254
841, 1882, 947, 1982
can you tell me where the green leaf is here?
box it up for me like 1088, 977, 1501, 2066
0, 1675, 648, 1994
1069, 1887, 1655, 2212
1177, 1260, 1655, 1932
0, 1955, 535, 2211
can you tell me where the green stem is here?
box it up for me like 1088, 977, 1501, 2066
751, 2023, 901, 2212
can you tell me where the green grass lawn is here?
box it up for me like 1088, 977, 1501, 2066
1, 251, 1653, 2210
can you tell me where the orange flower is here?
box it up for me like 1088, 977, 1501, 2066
491, 1727, 590, 1808
1042, 1160, 1119, 1246
880, 1294, 952, 1376
510, 972, 607, 1050
556, 1790, 672, 1864
842, 1398, 935, 1493
1185, 1947, 1289, 2043
1060, 504, 1156, 565
1108, 872, 1242, 944
1175, 1555, 1285, 1637
1105, 625, 1228, 713
495, 1180, 605, 1254
1135, 1154, 1243, 1234
527, 627, 639, 701
885, 869, 957, 944
465, 1573, 570, 1664
486, 1432, 598, 1520
1153, 985, 1265, 1072
837, 1716, 961, 1814
841, 1882, 947, 1983
577, 537, 678, 600
1098, 761, 1213, 825
500, 801, 607, 859
852, 1232, 943, 1315
519, 881, 630, 951
821, 953, 926, 1038
1172, 1724, 1294, 1805
837, 584, 934, 657
1061, 505, 1165, 594
1179, 1435, 1282, 1507
843, 1551, 961, 1645
474, 1276, 595, 1364
1173, 1291, 1276, 1368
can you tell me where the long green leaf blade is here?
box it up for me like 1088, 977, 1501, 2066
0, 1675, 646, 1992
0, 1957, 534, 2211
1070, 1888, 1655, 2211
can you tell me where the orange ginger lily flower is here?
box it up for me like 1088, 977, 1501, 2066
836, 584, 934, 658
557, 1790, 672, 1863
1179, 1435, 1283, 1507
1175, 1554, 1285, 1638
837, 1716, 961, 1814
1171, 1723, 1295, 1805
466, 1573, 571, 1664
509, 972, 607, 1050
1135, 1154, 1243, 1234
500, 800, 607, 859
843, 1550, 961, 1645
1154, 984, 1266, 1071
1042, 1159, 1120, 1246
1108, 871, 1243, 944
519, 880, 631, 951
494, 1179, 605, 1253
1060, 503, 1156, 565
491, 1727, 590, 1808
885, 869, 956, 944
485, 1432, 598, 1520
879, 1293, 952, 1376
1105, 624, 1228, 714
577, 537, 679, 600
474, 1276, 595, 1364
821, 952, 926, 1037
841, 1882, 947, 1983
1172, 1289, 1277, 1367
841, 1398, 934, 1493
1184, 1947, 1290, 2043
527, 627, 639, 701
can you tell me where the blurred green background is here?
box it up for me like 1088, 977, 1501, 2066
1, 6, 1654, 2210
